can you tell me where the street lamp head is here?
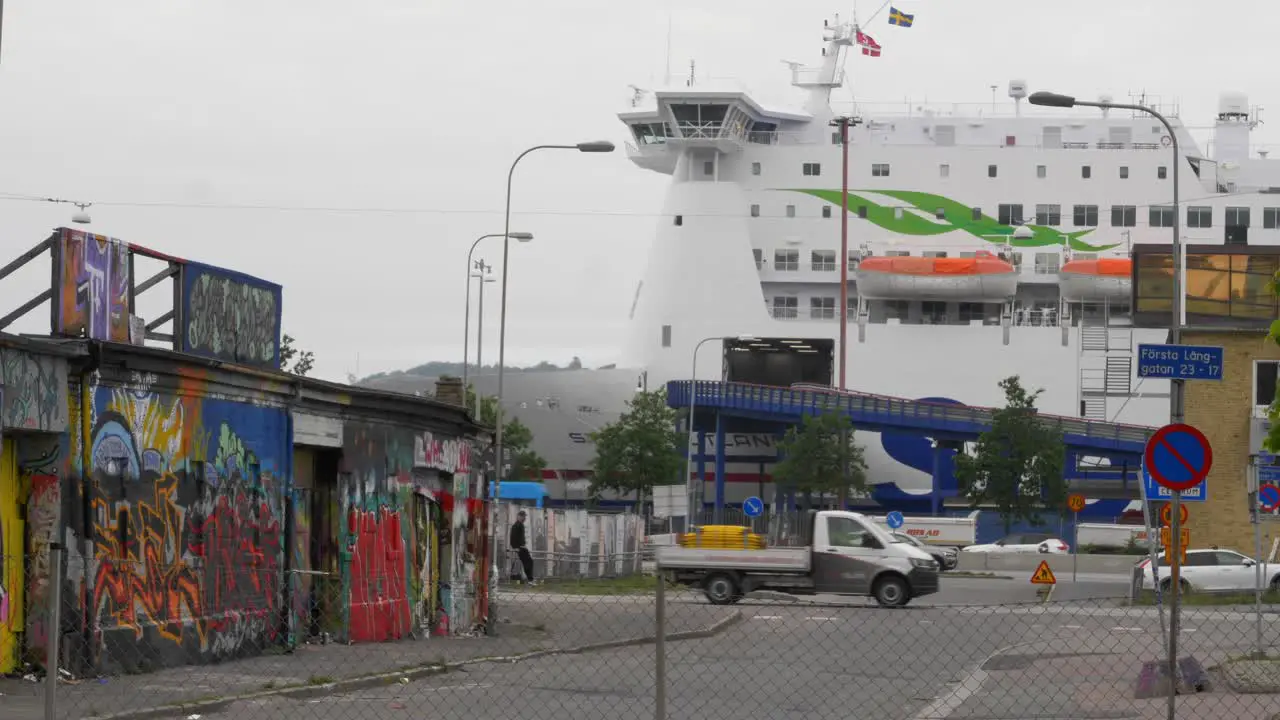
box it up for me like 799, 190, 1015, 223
507, 231, 534, 242
575, 141, 616, 153
1028, 91, 1077, 108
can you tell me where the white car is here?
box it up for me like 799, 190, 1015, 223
962, 533, 1070, 554
1137, 549, 1280, 593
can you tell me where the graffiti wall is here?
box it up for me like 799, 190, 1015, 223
53, 228, 131, 343
180, 263, 282, 369
67, 370, 290, 673
1, 346, 70, 432
493, 504, 646, 581
16, 435, 67, 667
0, 439, 21, 674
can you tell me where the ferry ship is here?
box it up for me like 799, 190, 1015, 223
370, 13, 1278, 518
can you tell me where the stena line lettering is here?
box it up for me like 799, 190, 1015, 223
414, 431, 472, 474
905, 528, 941, 538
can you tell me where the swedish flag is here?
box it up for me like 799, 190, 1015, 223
888, 7, 914, 27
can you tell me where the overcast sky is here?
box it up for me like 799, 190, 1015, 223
0, 0, 1275, 382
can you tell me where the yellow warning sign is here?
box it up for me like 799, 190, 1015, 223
1030, 560, 1057, 585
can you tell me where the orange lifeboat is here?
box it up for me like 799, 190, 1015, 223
854, 254, 1018, 301
1058, 258, 1131, 302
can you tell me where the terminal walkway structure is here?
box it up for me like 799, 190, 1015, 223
666, 380, 1158, 516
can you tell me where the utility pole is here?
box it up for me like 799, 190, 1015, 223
830, 114, 861, 510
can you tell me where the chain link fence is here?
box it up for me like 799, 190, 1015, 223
7, 549, 1280, 718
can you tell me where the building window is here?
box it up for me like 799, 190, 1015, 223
1034, 253, 1060, 275
750, 204, 760, 217
872, 163, 890, 177
703, 161, 714, 176
971, 207, 982, 221
811, 250, 837, 272
1119, 166, 1130, 179
803, 162, 821, 176
1082, 165, 1092, 179
774, 249, 799, 271
1256, 361, 1279, 406
1158, 166, 1168, 180
1226, 206, 1251, 227
1035, 204, 1062, 226
810, 296, 836, 320
1073, 204, 1099, 227
997, 203, 1024, 226
786, 205, 796, 218
858, 206, 868, 219
1036, 165, 1047, 179
751, 162, 761, 176
822, 206, 832, 219
661, 325, 672, 348
988, 164, 998, 178
753, 248, 763, 269
674, 215, 683, 226
1265, 207, 1280, 229
1150, 206, 1175, 228
772, 296, 798, 319
1111, 205, 1136, 227
940, 163, 950, 178
1187, 206, 1213, 229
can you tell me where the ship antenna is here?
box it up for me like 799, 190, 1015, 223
864, 0, 895, 25
664, 9, 672, 86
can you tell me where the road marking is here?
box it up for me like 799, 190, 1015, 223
307, 684, 494, 702
919, 620, 933, 625
752, 615, 784, 621
1111, 627, 1143, 632
1064, 625, 1083, 630
804, 616, 837, 621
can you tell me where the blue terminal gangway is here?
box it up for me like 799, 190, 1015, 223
666, 380, 1158, 517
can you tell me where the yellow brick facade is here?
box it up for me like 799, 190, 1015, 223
1181, 330, 1280, 554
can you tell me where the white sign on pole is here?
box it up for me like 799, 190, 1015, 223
652, 485, 688, 518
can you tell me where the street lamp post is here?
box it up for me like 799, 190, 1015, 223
472, 261, 496, 419
686, 335, 756, 524
1030, 90, 1182, 719
462, 232, 532, 393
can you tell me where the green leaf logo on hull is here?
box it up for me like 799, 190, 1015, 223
790, 189, 1121, 252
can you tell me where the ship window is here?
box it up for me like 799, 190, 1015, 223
774, 250, 799, 271
959, 303, 987, 323
871, 163, 890, 177
1119, 166, 1130, 179
674, 215, 683, 226
811, 250, 837, 272
922, 301, 946, 324
1150, 206, 1175, 228
803, 162, 822, 176
858, 206, 868, 219
971, 207, 982, 221
1187, 206, 1213, 228
1256, 361, 1279, 407
1073, 205, 1099, 227
997, 204, 1023, 226
885, 300, 908, 320
750, 204, 760, 217
751, 162, 761, 176
703, 161, 714, 176
1004, 136, 1016, 146
786, 205, 796, 218
1036, 165, 1047, 179
661, 325, 672, 348
810, 297, 836, 320
1158, 166, 1168, 180
885, 250, 910, 257
959, 251, 976, 258
988, 164, 998, 178
822, 206, 832, 219
1034, 253, 1060, 275
1265, 208, 1280, 229
1008, 252, 1023, 268
1112, 205, 1137, 227
1035, 204, 1062, 226
935, 207, 946, 220
1082, 165, 1092, 179
923, 251, 948, 258
894, 207, 904, 220
939, 163, 950, 178
772, 296, 799, 319
753, 248, 763, 269
847, 296, 858, 320
1226, 207, 1251, 227
831, 131, 842, 145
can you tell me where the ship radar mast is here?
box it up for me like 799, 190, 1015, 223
787, 14, 857, 115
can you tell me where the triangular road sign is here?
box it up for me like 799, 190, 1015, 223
1030, 560, 1057, 585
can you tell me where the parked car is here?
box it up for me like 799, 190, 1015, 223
1136, 548, 1280, 593
891, 532, 958, 570
962, 533, 1070, 555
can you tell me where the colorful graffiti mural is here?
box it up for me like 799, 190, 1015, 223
181, 262, 282, 369
0, 438, 24, 674
54, 228, 131, 343
2, 346, 70, 432
68, 371, 290, 672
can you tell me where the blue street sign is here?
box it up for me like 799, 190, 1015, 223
886, 511, 905, 529
743, 496, 764, 518
1144, 423, 1213, 496
1137, 344, 1224, 381
1261, 466, 1280, 484
1143, 464, 1206, 502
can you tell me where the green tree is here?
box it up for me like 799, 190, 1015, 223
464, 384, 547, 481
279, 333, 314, 376
774, 411, 867, 509
589, 389, 684, 510
954, 375, 1068, 533
1263, 275, 1280, 452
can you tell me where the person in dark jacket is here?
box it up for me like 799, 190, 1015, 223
510, 510, 535, 584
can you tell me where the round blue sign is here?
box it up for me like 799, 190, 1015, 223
886, 511, 905, 530
1261, 484, 1280, 512
1144, 423, 1213, 492
743, 496, 764, 518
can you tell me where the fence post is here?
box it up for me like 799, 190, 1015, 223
654, 563, 666, 720
45, 543, 63, 720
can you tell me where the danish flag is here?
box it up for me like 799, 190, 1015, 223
856, 29, 882, 57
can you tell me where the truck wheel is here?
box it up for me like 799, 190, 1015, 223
703, 573, 741, 605
873, 575, 910, 608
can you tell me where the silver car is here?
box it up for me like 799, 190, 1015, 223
892, 532, 958, 571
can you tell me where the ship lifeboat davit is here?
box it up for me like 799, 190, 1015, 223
1058, 258, 1132, 302
854, 254, 1018, 301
